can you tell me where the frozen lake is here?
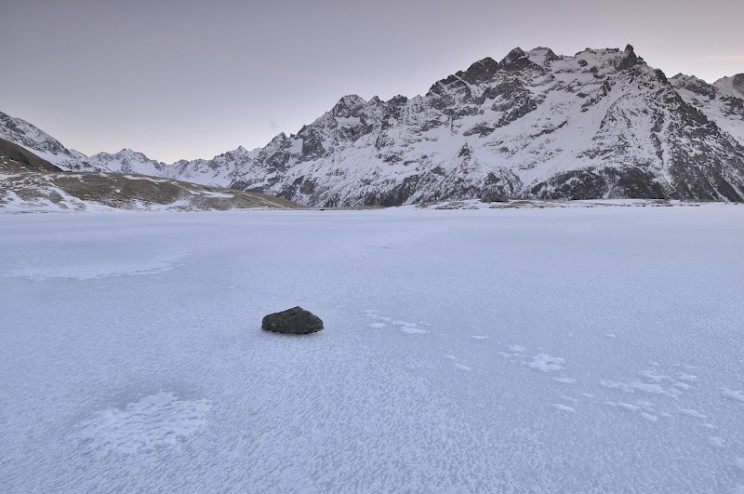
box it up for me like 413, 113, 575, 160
1, 205, 743, 493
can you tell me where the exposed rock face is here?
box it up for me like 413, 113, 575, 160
0, 137, 61, 173
261, 307, 324, 335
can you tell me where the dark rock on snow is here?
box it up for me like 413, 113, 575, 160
261, 306, 324, 334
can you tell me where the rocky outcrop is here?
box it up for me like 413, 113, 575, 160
261, 307, 324, 335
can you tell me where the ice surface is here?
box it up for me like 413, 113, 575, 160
1, 205, 744, 493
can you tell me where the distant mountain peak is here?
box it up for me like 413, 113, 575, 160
714, 73, 744, 99
500, 47, 538, 71
93, 148, 154, 162
526, 47, 560, 66
460, 57, 500, 84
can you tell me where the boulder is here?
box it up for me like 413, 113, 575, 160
261, 306, 324, 335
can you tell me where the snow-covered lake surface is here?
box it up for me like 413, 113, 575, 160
1, 205, 743, 493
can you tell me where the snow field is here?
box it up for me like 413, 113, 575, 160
1, 205, 743, 493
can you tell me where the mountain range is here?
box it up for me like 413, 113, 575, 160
0, 136, 298, 212
2, 45, 744, 206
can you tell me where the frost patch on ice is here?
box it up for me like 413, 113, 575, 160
676, 372, 698, 382
606, 401, 660, 422
391, 320, 428, 334
638, 370, 669, 383
507, 344, 526, 353
364, 310, 428, 334
721, 387, 744, 403
600, 380, 683, 398
6, 249, 190, 280
454, 363, 472, 371
470, 335, 489, 340
528, 353, 565, 372
553, 404, 575, 413
78, 392, 211, 458
399, 325, 428, 334
679, 408, 707, 419
608, 401, 640, 412
708, 436, 726, 448
552, 377, 577, 384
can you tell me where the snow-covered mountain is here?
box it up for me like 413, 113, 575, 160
152, 45, 744, 206
87, 148, 169, 176
3, 45, 744, 206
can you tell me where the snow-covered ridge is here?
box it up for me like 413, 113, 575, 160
713, 74, 744, 100
2, 45, 744, 206
0, 111, 97, 171
87, 148, 170, 177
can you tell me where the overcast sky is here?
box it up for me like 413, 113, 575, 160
2, 0, 743, 163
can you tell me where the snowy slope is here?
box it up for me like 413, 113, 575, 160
1, 206, 743, 492
0, 111, 98, 171
672, 73, 744, 147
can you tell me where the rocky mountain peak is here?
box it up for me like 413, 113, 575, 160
120, 148, 147, 158
525, 47, 560, 67
332, 95, 367, 118
500, 47, 537, 72
714, 73, 744, 100
220, 145, 251, 160
93, 148, 153, 163
670, 74, 717, 98
460, 57, 500, 84
617, 44, 643, 70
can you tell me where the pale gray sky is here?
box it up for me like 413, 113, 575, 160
2, 0, 743, 163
